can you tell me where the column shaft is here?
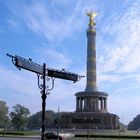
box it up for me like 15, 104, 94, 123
80, 98, 82, 110
84, 98, 87, 110
104, 98, 107, 110
85, 31, 97, 92
76, 98, 79, 111
101, 98, 104, 110
96, 98, 99, 110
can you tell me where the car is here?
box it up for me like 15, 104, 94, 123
44, 132, 63, 140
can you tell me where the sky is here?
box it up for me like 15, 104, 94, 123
0, 0, 140, 125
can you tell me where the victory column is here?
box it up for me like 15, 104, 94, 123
85, 11, 97, 92
62, 11, 119, 129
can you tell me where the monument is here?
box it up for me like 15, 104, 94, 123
61, 11, 119, 129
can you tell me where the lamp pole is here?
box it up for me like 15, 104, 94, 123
41, 63, 47, 140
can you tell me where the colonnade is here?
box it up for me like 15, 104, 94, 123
76, 97, 107, 112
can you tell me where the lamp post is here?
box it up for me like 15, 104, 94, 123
7, 53, 84, 140
41, 63, 47, 140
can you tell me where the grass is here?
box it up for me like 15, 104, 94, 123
0, 130, 40, 136
73, 130, 140, 140
0, 129, 140, 140
70, 138, 140, 140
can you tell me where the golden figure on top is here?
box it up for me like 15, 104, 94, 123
86, 10, 97, 27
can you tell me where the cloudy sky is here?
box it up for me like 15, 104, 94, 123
0, 0, 140, 125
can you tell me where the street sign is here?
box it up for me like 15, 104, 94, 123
15, 55, 43, 74
48, 69, 78, 82
7, 54, 81, 82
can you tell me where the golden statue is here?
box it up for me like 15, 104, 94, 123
86, 10, 97, 27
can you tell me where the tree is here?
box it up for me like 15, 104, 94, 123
10, 104, 30, 130
28, 110, 56, 130
0, 100, 9, 128
28, 111, 42, 130
128, 114, 140, 130
27, 110, 72, 130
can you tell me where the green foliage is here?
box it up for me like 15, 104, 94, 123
0, 130, 40, 136
0, 100, 9, 128
28, 110, 71, 129
28, 110, 56, 129
128, 114, 140, 130
0, 131, 24, 136
28, 111, 42, 129
75, 134, 140, 139
10, 104, 30, 130
45, 110, 56, 128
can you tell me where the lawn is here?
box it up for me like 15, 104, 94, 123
71, 129, 140, 140
0, 130, 40, 136
71, 138, 140, 140
0, 129, 140, 140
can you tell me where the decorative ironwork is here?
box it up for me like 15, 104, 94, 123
37, 73, 55, 95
